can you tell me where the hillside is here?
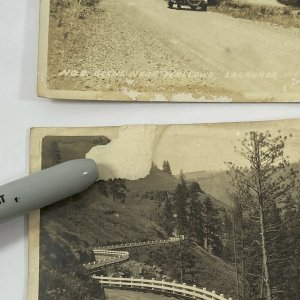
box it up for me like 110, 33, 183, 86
184, 161, 300, 207
127, 165, 229, 211
184, 170, 233, 206
128, 242, 237, 299
126, 165, 179, 194
40, 133, 236, 299
40, 165, 236, 299
40, 182, 168, 299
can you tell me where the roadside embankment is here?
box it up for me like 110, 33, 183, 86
211, 0, 300, 28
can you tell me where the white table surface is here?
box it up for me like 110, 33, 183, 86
0, 1, 300, 299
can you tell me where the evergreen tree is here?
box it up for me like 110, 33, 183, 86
222, 210, 234, 262
276, 197, 300, 299
229, 131, 298, 300
227, 182, 255, 300
188, 181, 204, 246
97, 180, 108, 197
174, 170, 189, 235
163, 197, 174, 236
107, 178, 128, 204
162, 160, 172, 174
202, 196, 223, 256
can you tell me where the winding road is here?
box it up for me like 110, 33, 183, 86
84, 238, 232, 300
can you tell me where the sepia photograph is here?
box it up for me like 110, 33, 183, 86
29, 121, 300, 300
38, 0, 300, 101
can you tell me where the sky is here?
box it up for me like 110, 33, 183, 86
152, 120, 300, 174
83, 119, 300, 179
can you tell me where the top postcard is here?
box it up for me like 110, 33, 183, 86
38, 0, 300, 102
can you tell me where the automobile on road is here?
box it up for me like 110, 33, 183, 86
168, 0, 208, 11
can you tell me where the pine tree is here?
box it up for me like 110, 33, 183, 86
222, 210, 234, 262
188, 182, 204, 246
97, 180, 108, 197
276, 197, 300, 299
229, 131, 298, 300
162, 160, 172, 174
163, 197, 174, 236
228, 184, 253, 300
107, 178, 128, 204
174, 170, 189, 235
202, 197, 223, 255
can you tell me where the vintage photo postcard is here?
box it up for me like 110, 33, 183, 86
29, 120, 300, 300
38, 0, 300, 102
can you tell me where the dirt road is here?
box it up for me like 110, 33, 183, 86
105, 289, 178, 300
49, 0, 300, 101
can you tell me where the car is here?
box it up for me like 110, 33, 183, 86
168, 0, 208, 11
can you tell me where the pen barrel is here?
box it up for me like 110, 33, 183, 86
0, 159, 98, 221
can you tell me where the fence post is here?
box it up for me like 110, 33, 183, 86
131, 277, 133, 288
162, 279, 165, 292
171, 280, 177, 294
182, 283, 187, 296
203, 287, 207, 296
212, 290, 216, 300
192, 285, 197, 299
151, 278, 155, 290
141, 277, 144, 289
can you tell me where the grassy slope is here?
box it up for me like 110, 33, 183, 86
41, 183, 167, 249
129, 242, 237, 299
39, 230, 106, 300
40, 166, 236, 299
39, 181, 168, 299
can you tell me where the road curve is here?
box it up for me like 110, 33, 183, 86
85, 238, 231, 300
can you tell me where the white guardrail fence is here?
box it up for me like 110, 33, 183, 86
93, 275, 232, 300
84, 238, 181, 270
84, 238, 232, 300
97, 237, 181, 250
84, 250, 130, 270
